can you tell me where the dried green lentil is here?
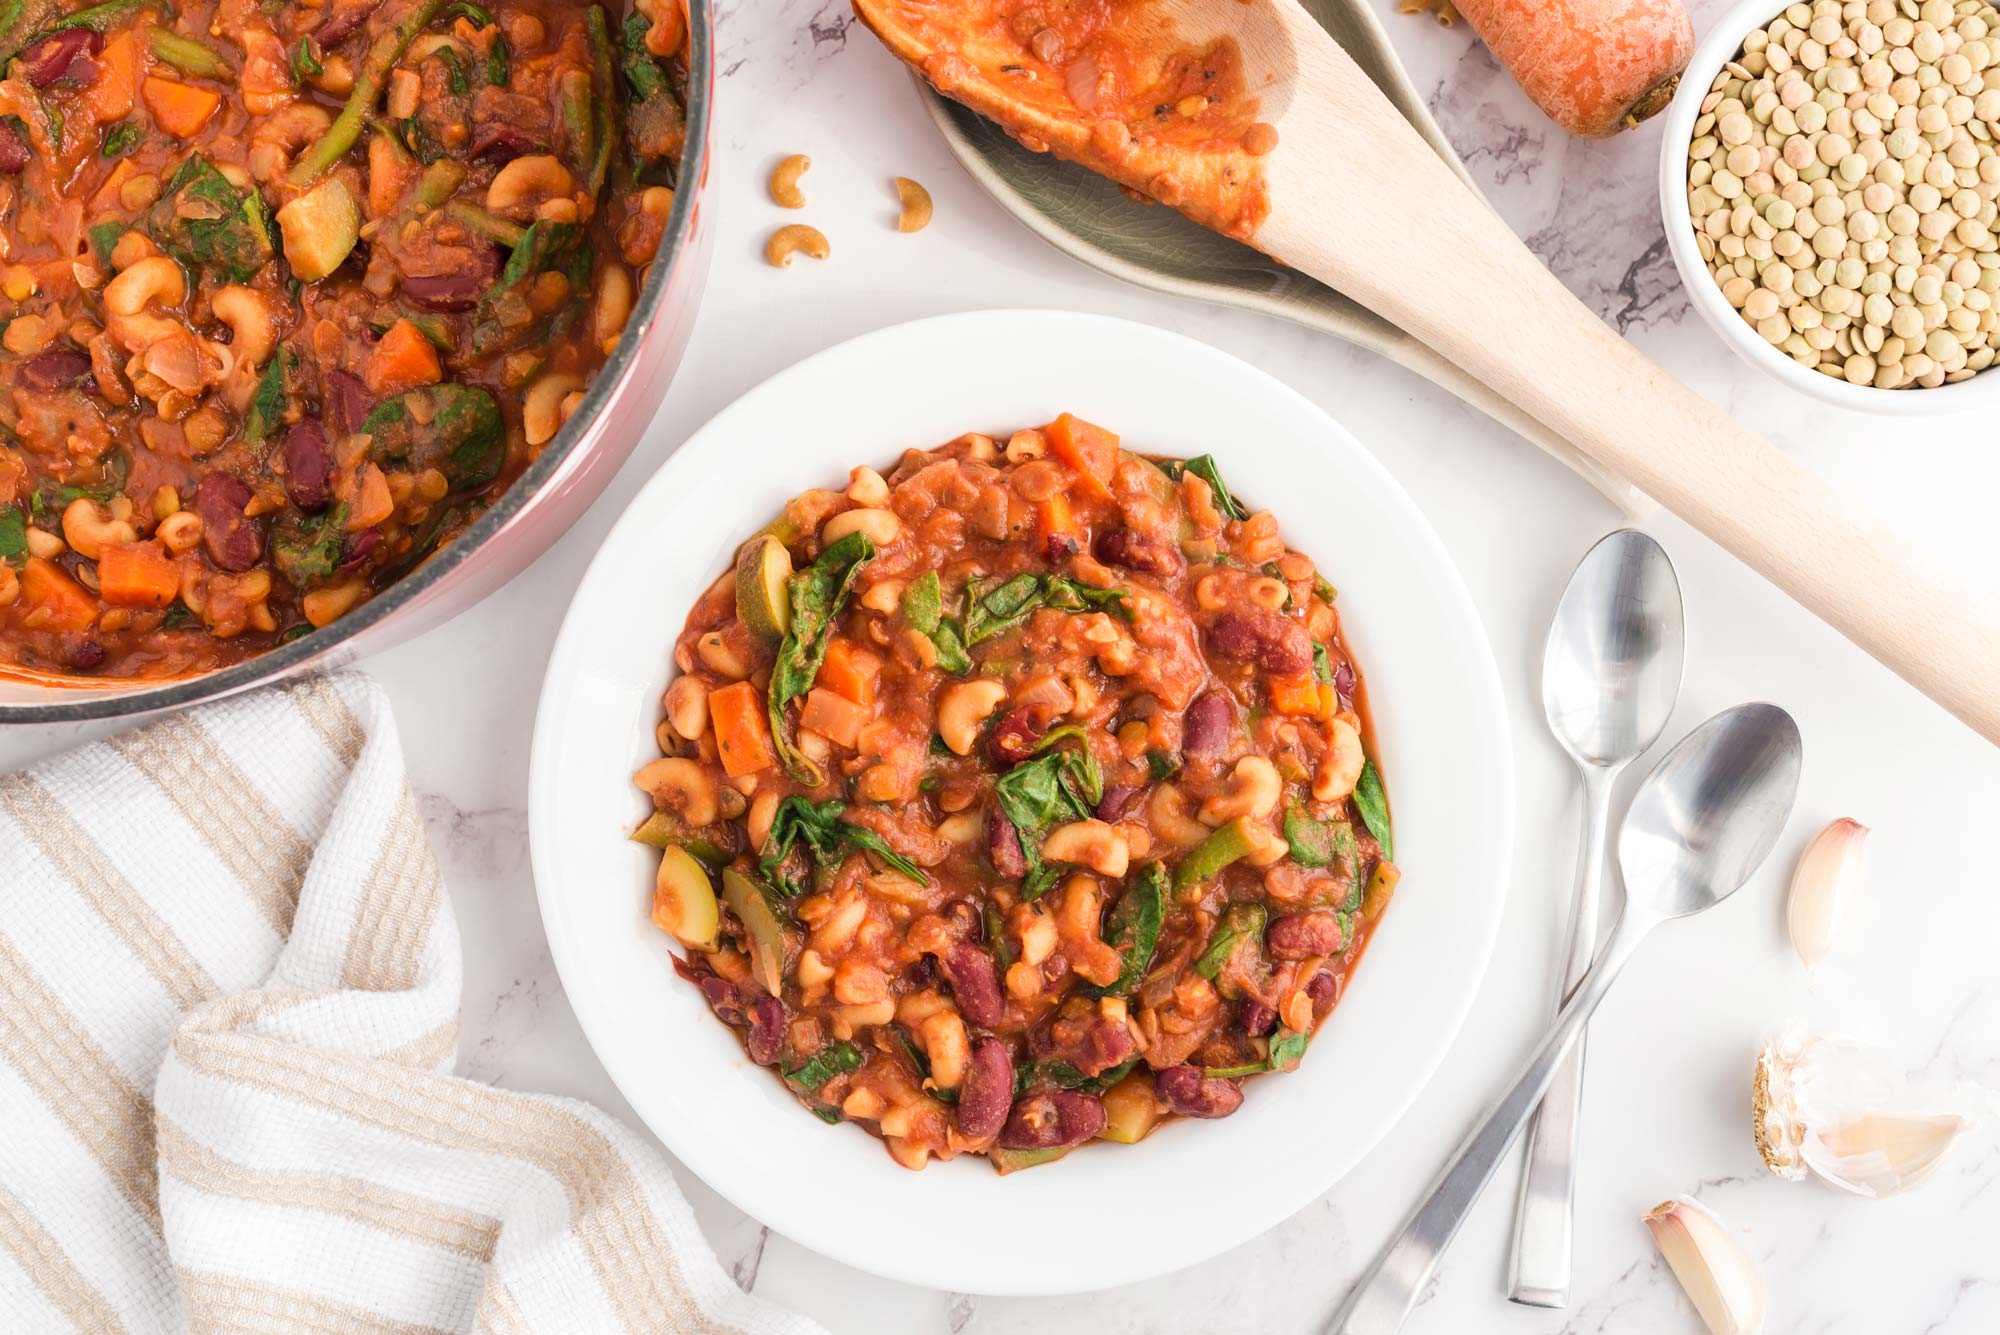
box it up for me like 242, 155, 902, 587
1685, 0, 2000, 387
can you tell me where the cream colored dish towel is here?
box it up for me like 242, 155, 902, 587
0, 673, 823, 1335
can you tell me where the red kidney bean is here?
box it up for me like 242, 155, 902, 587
1042, 527, 1081, 563
1095, 782, 1141, 823
19, 28, 101, 86
1154, 1065, 1245, 1119
16, 348, 95, 390
956, 1038, 1013, 1139
315, 0, 382, 47
940, 942, 1005, 1028
1306, 970, 1339, 1009
746, 996, 787, 1066
398, 249, 498, 312
283, 420, 334, 513
1266, 912, 1344, 960
0, 122, 26, 173
195, 472, 263, 572
987, 706, 1046, 766
1092, 526, 1183, 577
337, 528, 381, 573
470, 122, 539, 164
986, 807, 1026, 879
997, 1089, 1106, 1149
944, 898, 985, 942
322, 369, 373, 435
1205, 610, 1312, 677
1181, 690, 1234, 759
1237, 1000, 1278, 1037
57, 633, 105, 672
1333, 659, 1356, 696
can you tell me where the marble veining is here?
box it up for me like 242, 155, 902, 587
4, 0, 1999, 1329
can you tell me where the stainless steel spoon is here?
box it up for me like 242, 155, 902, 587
1509, 530, 1685, 1308
1329, 702, 1802, 1335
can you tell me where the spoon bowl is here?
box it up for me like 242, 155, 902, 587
1543, 531, 1686, 770
1619, 701, 1804, 921
1331, 700, 1801, 1333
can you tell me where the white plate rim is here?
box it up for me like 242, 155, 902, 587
528, 308, 1515, 1296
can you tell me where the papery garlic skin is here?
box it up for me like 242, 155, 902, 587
1754, 1033, 1977, 1197
1644, 1196, 1766, 1335
1786, 818, 1867, 970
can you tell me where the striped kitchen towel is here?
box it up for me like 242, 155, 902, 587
0, 672, 823, 1335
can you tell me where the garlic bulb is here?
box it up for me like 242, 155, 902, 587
1785, 818, 1867, 969
1643, 1196, 1765, 1335
1754, 1033, 1974, 1196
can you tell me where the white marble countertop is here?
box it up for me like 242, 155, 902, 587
9, 0, 2000, 1329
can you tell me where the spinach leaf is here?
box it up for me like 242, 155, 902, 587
99, 121, 142, 157
241, 346, 288, 444
961, 572, 1127, 646
1194, 903, 1266, 980
270, 503, 348, 585
471, 219, 583, 352
902, 570, 941, 633
436, 42, 468, 93
145, 154, 273, 283
930, 620, 970, 673
289, 35, 322, 80
765, 532, 874, 785
485, 33, 508, 85
1312, 641, 1334, 685
1095, 863, 1166, 997
1017, 1057, 1137, 1097
617, 11, 671, 100
1145, 749, 1181, 782
1180, 453, 1245, 521
88, 221, 125, 262
360, 384, 504, 490
991, 735, 1101, 899
1205, 1028, 1309, 1079
0, 504, 26, 566
757, 794, 924, 888
1283, 807, 1355, 874
785, 1041, 863, 1090
1352, 759, 1392, 861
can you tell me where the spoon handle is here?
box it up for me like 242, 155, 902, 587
1507, 765, 1617, 1306
1326, 912, 1650, 1335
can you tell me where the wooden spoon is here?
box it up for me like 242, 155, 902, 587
856, 0, 2000, 745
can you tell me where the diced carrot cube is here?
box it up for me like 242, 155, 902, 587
816, 636, 879, 707
141, 77, 220, 139
799, 686, 867, 749
19, 557, 99, 630
1268, 673, 1324, 717
1044, 412, 1119, 501
709, 680, 776, 777
89, 30, 139, 124
364, 318, 443, 395
97, 540, 180, 608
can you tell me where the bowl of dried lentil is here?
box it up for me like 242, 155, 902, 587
1660, 0, 2000, 411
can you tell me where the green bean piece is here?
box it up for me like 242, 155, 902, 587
145, 26, 230, 79
411, 157, 464, 209
443, 199, 524, 246
558, 68, 592, 174
288, 0, 448, 188
585, 4, 614, 101
586, 100, 611, 200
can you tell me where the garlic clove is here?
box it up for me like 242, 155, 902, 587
1644, 1196, 1766, 1335
1754, 1033, 1978, 1197
1785, 817, 1867, 969
1805, 1112, 1969, 1198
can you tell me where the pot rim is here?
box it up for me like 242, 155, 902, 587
0, 0, 715, 723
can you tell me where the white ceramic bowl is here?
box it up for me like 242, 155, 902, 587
1658, 0, 2000, 415
528, 310, 1515, 1295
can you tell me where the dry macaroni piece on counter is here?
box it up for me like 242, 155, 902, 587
0, 0, 689, 680
635, 415, 1400, 1173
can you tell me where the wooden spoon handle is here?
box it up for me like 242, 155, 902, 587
1261, 27, 2000, 744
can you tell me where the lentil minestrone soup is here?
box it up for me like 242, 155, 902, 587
0, 0, 690, 680
636, 416, 1397, 1172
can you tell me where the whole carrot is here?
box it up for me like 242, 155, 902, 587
1419, 0, 1695, 138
